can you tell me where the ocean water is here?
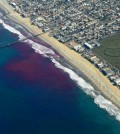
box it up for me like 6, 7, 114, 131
0, 14, 120, 134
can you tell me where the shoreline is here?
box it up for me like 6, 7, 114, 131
1, 1, 120, 110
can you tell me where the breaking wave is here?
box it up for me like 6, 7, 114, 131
52, 58, 120, 121
1, 18, 120, 121
0, 19, 24, 40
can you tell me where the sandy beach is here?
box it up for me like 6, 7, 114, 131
1, 0, 120, 108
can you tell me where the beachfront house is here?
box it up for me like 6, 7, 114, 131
102, 68, 115, 77
73, 45, 82, 51
114, 78, 120, 87
83, 42, 93, 49
109, 75, 119, 82
96, 62, 104, 69
11, 2, 17, 7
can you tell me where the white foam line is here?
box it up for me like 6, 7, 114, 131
95, 95, 120, 121
0, 19, 24, 40
51, 58, 120, 121
1, 18, 120, 121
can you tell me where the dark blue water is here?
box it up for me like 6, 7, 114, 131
0, 19, 120, 134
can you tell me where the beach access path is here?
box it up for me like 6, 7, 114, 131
1, 0, 120, 108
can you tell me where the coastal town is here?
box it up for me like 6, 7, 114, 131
8, 0, 120, 88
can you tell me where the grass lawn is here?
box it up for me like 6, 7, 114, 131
93, 34, 120, 70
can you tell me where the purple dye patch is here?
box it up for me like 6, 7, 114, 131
6, 42, 74, 90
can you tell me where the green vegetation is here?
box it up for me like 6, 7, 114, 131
93, 34, 120, 70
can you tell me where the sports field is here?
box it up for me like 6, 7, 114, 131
93, 34, 120, 70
